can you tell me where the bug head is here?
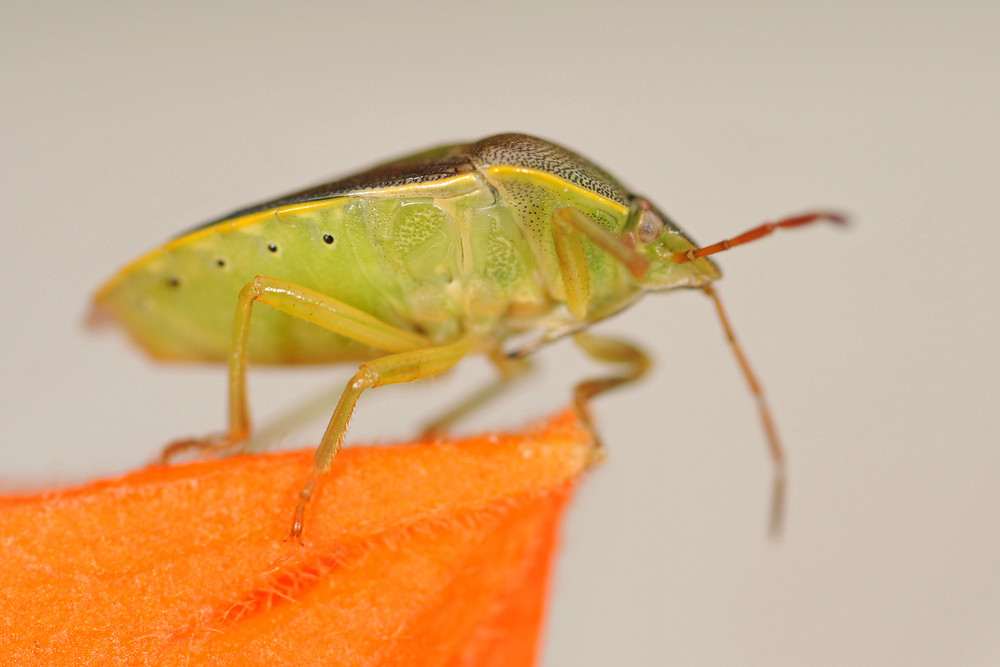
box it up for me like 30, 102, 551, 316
625, 197, 722, 291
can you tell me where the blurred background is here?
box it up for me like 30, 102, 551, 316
4, 1, 998, 664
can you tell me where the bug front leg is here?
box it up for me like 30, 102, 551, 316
506, 206, 649, 358
160, 275, 430, 463
552, 208, 650, 316
550, 206, 652, 461
571, 332, 651, 466
290, 335, 479, 541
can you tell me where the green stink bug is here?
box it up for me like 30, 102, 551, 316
93, 133, 842, 539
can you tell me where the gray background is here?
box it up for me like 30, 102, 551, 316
4, 1, 999, 664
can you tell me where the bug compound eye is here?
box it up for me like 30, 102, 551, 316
637, 209, 664, 244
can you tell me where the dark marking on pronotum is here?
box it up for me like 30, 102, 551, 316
323, 233, 334, 244
267, 243, 278, 253
216, 258, 226, 267
167, 277, 181, 288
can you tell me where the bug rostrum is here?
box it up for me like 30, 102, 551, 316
93, 133, 843, 540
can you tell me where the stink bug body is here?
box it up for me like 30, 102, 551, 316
94, 133, 842, 538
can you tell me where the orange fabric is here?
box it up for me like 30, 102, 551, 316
0, 410, 590, 665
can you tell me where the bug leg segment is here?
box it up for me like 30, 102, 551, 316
702, 284, 786, 535
160, 275, 431, 463
673, 211, 846, 263
290, 334, 479, 542
551, 207, 593, 320
571, 332, 651, 466
552, 206, 649, 291
420, 348, 532, 437
550, 207, 653, 463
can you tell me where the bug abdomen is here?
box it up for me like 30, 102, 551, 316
94, 199, 434, 364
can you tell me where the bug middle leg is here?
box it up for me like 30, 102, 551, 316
160, 275, 430, 462
419, 348, 533, 437
290, 334, 479, 540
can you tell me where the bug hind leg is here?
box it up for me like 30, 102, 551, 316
571, 332, 651, 466
159, 274, 431, 465
159, 430, 249, 463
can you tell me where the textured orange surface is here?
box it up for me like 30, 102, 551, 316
0, 410, 590, 666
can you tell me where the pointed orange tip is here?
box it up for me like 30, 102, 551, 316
0, 409, 592, 666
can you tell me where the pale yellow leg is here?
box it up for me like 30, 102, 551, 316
290, 334, 479, 540
160, 275, 430, 462
553, 206, 650, 281
551, 208, 593, 320
552, 207, 787, 532
572, 332, 651, 465
419, 348, 532, 437
549, 208, 654, 462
